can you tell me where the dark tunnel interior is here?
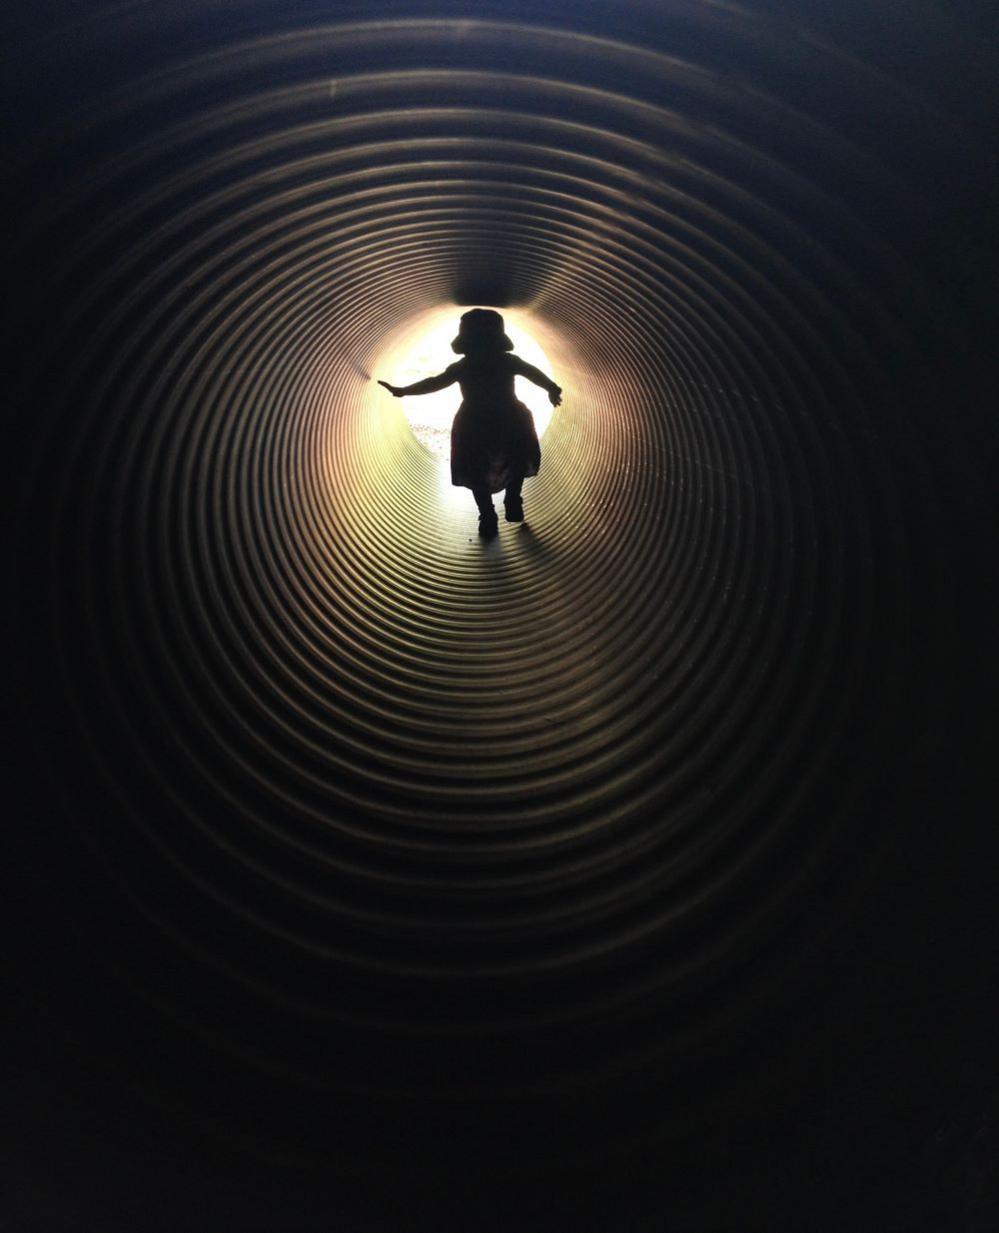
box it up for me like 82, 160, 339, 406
3, 2, 997, 1229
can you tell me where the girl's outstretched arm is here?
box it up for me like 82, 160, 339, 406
379, 364, 459, 397
511, 355, 562, 405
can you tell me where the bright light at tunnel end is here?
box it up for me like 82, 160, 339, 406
373, 305, 558, 463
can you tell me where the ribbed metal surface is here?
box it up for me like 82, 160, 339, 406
6, 0, 996, 1211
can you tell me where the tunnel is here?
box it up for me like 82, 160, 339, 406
5, 2, 997, 1229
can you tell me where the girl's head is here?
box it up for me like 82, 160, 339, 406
451, 308, 514, 355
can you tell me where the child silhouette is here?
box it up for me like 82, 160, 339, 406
379, 309, 561, 537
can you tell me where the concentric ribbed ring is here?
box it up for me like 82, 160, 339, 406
6, 0, 996, 1180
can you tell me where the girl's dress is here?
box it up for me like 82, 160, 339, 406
446, 352, 542, 494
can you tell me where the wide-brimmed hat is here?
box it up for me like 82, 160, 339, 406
451, 308, 514, 354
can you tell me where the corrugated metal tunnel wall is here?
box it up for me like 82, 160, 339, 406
5, 2, 997, 1229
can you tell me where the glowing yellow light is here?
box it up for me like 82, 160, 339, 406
381, 308, 557, 462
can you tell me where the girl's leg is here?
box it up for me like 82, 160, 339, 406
503, 474, 524, 522
472, 486, 498, 537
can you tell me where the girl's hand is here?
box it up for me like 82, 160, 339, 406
548, 387, 562, 407
378, 380, 402, 397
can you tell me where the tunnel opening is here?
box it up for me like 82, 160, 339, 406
371, 303, 560, 460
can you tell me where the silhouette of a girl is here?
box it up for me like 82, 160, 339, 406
379, 309, 561, 537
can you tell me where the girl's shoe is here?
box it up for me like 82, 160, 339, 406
478, 509, 499, 538
504, 495, 524, 522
